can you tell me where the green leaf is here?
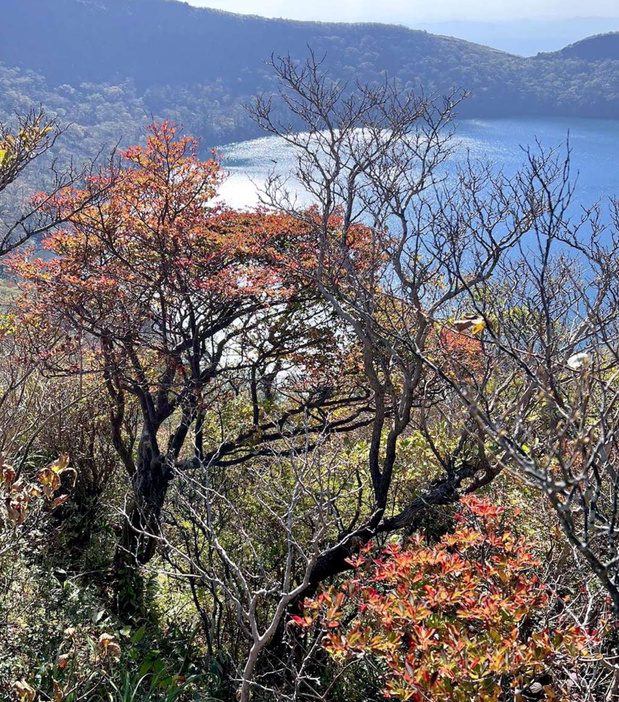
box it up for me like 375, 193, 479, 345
131, 625, 146, 644
138, 659, 152, 678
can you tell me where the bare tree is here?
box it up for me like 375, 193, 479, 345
431, 182, 619, 612
249, 53, 554, 595
251, 54, 619, 617
159, 425, 356, 701
0, 108, 105, 257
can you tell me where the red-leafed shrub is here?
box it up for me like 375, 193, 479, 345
438, 326, 487, 379
297, 496, 589, 701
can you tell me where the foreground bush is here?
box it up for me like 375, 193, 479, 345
300, 497, 589, 701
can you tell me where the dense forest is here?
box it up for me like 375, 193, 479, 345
1, 0, 619, 169
550, 33, 619, 61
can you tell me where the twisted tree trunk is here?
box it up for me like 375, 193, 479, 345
116, 432, 172, 567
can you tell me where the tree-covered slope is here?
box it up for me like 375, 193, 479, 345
0, 0, 618, 158
547, 32, 619, 62
1, 0, 513, 91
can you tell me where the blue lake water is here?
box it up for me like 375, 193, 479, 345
218, 118, 619, 211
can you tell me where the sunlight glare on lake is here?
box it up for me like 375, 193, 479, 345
218, 118, 619, 210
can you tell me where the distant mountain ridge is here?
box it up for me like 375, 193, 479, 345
0, 0, 618, 160
414, 19, 619, 57
548, 32, 619, 61
0, 0, 512, 89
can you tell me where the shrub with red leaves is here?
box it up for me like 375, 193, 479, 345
296, 496, 589, 701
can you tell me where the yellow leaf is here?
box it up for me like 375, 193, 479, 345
470, 319, 486, 335
50, 454, 70, 474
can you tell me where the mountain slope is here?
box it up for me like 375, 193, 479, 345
416, 18, 619, 57
0, 0, 618, 158
547, 32, 619, 62
1, 0, 511, 91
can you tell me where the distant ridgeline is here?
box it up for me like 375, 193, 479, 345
1, 0, 619, 163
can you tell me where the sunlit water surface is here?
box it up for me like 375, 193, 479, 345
218, 118, 619, 213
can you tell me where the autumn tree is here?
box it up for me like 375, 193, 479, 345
10, 123, 371, 566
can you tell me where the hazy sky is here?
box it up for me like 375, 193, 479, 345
183, 0, 619, 23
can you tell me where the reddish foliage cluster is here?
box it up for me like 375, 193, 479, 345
9, 124, 294, 336
437, 327, 487, 379
295, 496, 588, 701
6, 124, 372, 396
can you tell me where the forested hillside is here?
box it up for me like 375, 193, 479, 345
548, 32, 619, 61
1, 0, 619, 164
